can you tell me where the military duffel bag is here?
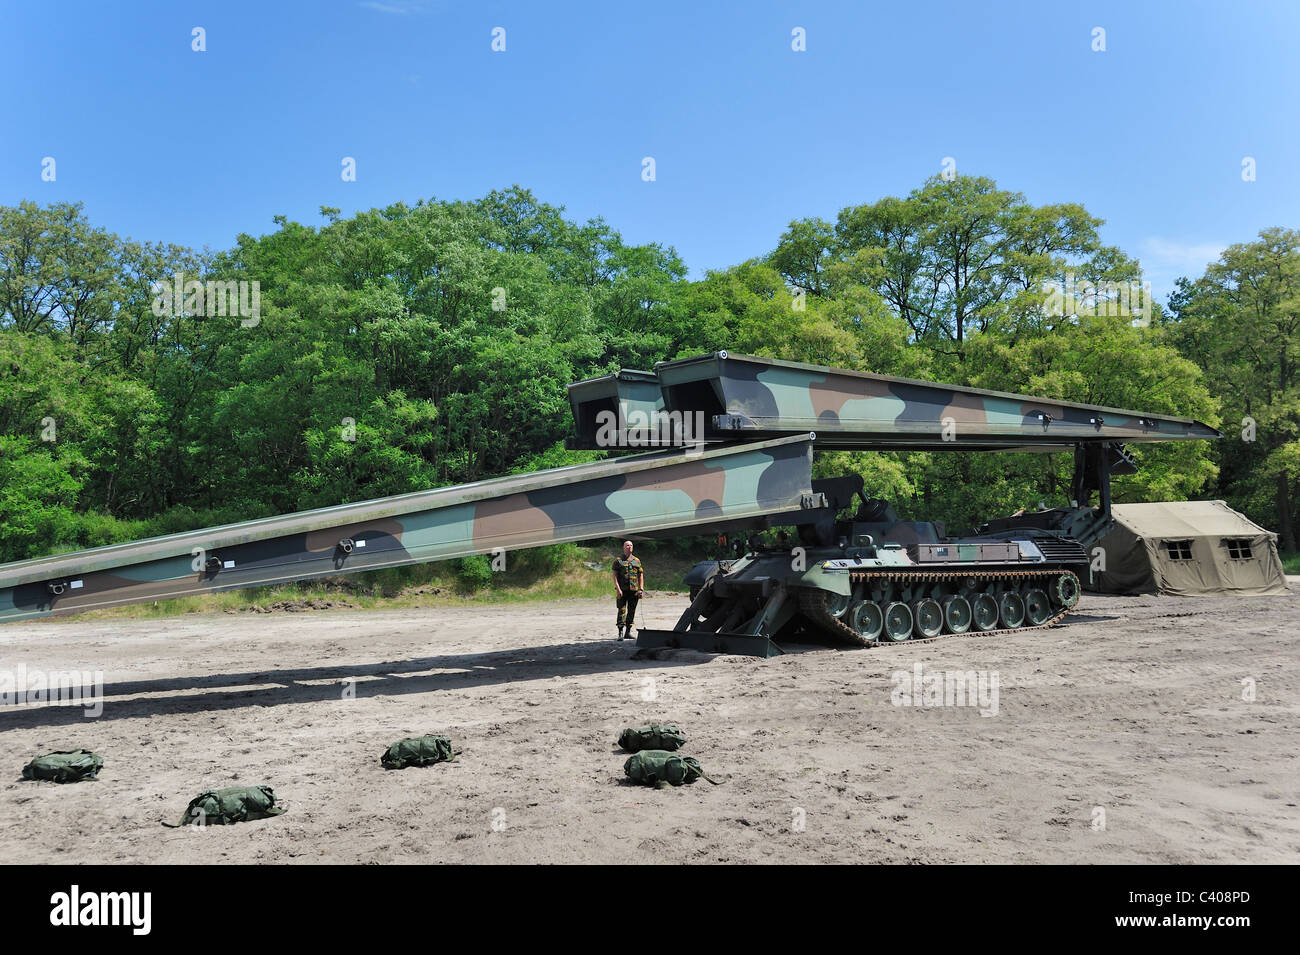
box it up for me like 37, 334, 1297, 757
164, 785, 286, 826
617, 723, 686, 752
22, 749, 103, 784
623, 749, 720, 787
380, 734, 456, 769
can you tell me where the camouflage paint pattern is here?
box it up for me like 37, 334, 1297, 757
566, 369, 671, 449
0, 434, 815, 624
651, 352, 1221, 451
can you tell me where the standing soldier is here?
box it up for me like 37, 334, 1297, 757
612, 540, 645, 640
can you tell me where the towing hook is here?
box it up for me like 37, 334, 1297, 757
47, 581, 67, 596
338, 538, 355, 554
205, 556, 222, 573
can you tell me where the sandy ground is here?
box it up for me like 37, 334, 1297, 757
1, 587, 1297, 865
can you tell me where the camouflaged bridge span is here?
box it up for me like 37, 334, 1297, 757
569, 351, 1221, 452
0, 435, 816, 624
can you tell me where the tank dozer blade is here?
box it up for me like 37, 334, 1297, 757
633, 628, 784, 658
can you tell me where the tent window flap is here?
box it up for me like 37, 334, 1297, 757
1164, 540, 1194, 561
1224, 538, 1254, 560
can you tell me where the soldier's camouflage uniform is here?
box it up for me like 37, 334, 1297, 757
613, 554, 644, 631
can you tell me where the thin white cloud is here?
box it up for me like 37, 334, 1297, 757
360, 1, 422, 14
1138, 238, 1228, 303
1140, 238, 1227, 277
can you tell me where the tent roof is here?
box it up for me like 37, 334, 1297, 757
1110, 500, 1276, 541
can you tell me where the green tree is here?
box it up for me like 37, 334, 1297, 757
783, 175, 1131, 350
1168, 228, 1300, 548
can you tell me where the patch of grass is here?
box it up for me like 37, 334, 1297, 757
1281, 552, 1300, 575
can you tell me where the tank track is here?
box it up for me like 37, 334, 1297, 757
797, 568, 1080, 648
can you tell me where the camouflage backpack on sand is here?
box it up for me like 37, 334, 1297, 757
164, 785, 286, 827
618, 724, 686, 752
22, 749, 103, 784
380, 734, 456, 769
624, 750, 721, 788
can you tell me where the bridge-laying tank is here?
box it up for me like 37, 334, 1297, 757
571, 352, 1219, 656
648, 476, 1086, 657
0, 351, 1219, 658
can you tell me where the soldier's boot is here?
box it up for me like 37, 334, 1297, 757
617, 625, 626, 641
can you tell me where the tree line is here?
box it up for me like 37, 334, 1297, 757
1, 177, 1295, 564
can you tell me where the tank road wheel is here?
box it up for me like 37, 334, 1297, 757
971, 593, 999, 631
883, 601, 913, 642
943, 595, 972, 634
1054, 573, 1081, 609
1024, 588, 1052, 626
999, 592, 1026, 629
849, 601, 884, 642
823, 591, 851, 619
912, 598, 943, 639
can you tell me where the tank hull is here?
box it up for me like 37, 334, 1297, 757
637, 528, 1085, 656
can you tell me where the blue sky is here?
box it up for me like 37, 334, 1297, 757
2, 0, 1297, 302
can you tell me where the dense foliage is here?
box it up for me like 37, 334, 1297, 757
1165, 229, 1300, 549
0, 175, 1281, 566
